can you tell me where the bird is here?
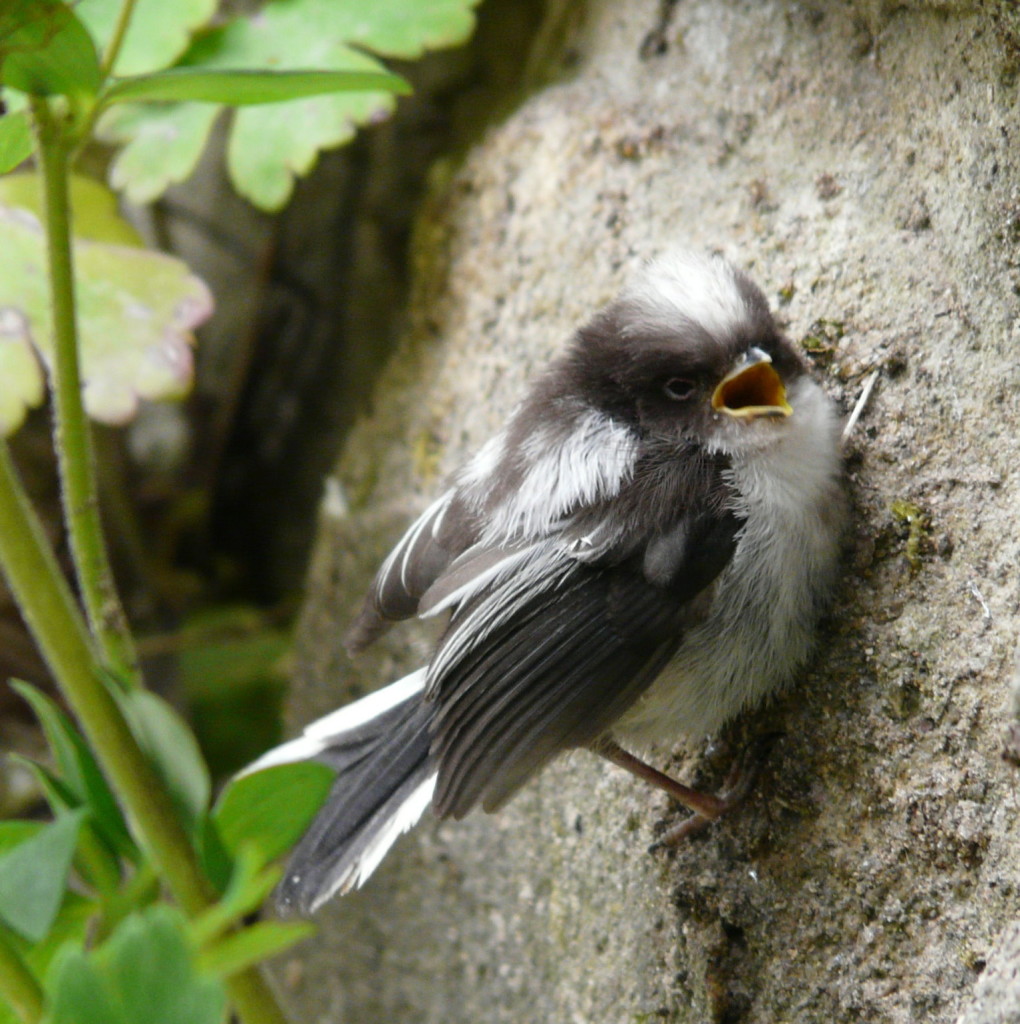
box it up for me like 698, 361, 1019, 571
247, 248, 847, 915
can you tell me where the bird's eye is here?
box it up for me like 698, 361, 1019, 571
662, 377, 695, 401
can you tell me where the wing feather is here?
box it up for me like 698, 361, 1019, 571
430, 562, 703, 817
421, 449, 741, 819
345, 491, 471, 652
345, 388, 740, 822
347, 397, 642, 654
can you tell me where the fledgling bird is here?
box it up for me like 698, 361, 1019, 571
249, 249, 847, 914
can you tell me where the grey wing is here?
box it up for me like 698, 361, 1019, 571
426, 505, 744, 819
344, 394, 647, 654
345, 490, 479, 653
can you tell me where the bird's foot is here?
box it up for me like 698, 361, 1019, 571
589, 733, 782, 851
648, 731, 784, 850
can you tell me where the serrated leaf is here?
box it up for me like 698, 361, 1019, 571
104, 67, 410, 106
99, 101, 220, 205
9, 682, 134, 858
103, 0, 480, 210
0, 111, 32, 173
0, 0, 101, 98
116, 690, 211, 834
197, 919, 313, 979
0, 201, 212, 435
0, 810, 86, 942
213, 761, 334, 868
76, 0, 217, 77
44, 906, 225, 1024
226, 76, 393, 209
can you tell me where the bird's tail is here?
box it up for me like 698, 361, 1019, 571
244, 668, 436, 914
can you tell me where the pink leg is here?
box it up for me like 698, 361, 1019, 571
590, 734, 782, 848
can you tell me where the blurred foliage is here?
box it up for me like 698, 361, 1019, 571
0, 174, 211, 437
0, 0, 483, 1021
0, 677, 330, 1023
96, 0, 479, 209
171, 606, 291, 777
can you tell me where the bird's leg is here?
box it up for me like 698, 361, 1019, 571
589, 734, 781, 849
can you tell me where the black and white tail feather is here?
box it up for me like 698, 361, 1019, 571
245, 670, 436, 907
245, 249, 846, 915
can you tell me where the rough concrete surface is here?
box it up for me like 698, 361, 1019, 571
277, 1, 1020, 1021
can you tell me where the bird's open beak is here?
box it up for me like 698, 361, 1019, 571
711, 349, 793, 420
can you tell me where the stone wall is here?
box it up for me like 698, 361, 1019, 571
281, 2, 1020, 1020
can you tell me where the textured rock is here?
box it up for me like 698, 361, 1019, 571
279, 2, 1020, 1020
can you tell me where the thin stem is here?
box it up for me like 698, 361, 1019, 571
0, 443, 208, 914
23, 92, 292, 1024
30, 97, 140, 685
0, 444, 291, 1024
70, 0, 140, 156
0, 924, 43, 1024
99, 0, 140, 77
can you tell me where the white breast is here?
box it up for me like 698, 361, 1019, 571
615, 377, 845, 747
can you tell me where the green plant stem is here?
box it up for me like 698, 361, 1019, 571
0, 443, 206, 912
0, 924, 43, 1024
70, 0, 139, 156
22, 99, 291, 1024
0, 443, 290, 1024
30, 98, 140, 686
99, 0, 140, 77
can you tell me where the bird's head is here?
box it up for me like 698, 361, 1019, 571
567, 250, 812, 456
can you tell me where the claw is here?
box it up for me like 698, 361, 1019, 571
652, 732, 784, 849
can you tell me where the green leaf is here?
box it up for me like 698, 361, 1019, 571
8, 756, 81, 816
190, 846, 281, 946
99, 101, 220, 205
196, 816, 233, 895
116, 690, 211, 834
0, 198, 212, 436
103, 0, 480, 210
197, 919, 313, 979
0, 810, 86, 942
0, 301, 43, 437
225, 74, 392, 210
0, 111, 32, 173
104, 67, 410, 106
2, 755, 122, 895
0, 822, 42, 856
213, 761, 334, 868
9, 682, 84, 793
44, 906, 226, 1024
0, 0, 101, 98
26, 890, 94, 960
9, 682, 133, 858
76, 0, 217, 77
0, 173, 144, 246
174, 606, 290, 775
0, 892, 95, 1024
12, 758, 124, 893
65, 173, 143, 243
